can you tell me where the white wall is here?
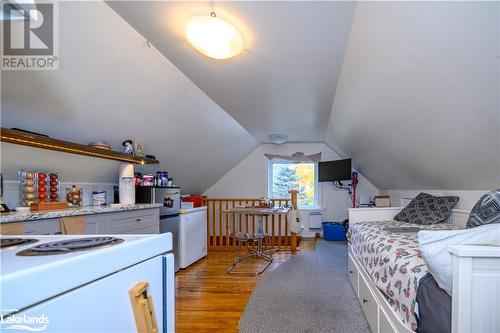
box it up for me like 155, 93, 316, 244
204, 143, 379, 236
0, 143, 120, 209
108, 1, 356, 142
382, 189, 490, 211
325, 1, 500, 190
1, 1, 258, 195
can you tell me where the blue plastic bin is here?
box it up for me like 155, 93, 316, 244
322, 222, 347, 241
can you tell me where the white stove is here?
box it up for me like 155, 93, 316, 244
1, 234, 174, 333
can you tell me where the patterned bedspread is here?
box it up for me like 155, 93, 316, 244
349, 221, 460, 331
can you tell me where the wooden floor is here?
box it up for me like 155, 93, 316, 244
175, 238, 317, 333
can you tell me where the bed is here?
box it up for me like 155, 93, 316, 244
349, 220, 459, 331
347, 207, 500, 333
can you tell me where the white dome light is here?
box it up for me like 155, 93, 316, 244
269, 134, 288, 145
185, 12, 244, 60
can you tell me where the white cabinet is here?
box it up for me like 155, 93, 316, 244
105, 209, 159, 234
84, 215, 107, 234
18, 208, 160, 236
25, 219, 61, 235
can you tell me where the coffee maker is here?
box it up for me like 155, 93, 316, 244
118, 164, 135, 205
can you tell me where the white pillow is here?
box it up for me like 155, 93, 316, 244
418, 224, 500, 296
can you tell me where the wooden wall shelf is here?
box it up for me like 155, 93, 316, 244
0, 128, 159, 165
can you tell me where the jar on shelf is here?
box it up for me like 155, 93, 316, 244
66, 185, 82, 207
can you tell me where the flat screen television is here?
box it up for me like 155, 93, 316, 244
318, 159, 352, 182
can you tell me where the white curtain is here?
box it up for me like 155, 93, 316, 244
264, 152, 321, 162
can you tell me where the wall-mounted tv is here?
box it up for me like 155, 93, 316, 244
318, 159, 352, 182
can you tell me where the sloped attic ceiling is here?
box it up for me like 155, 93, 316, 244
107, 1, 356, 142
0, 1, 258, 194
325, 1, 500, 190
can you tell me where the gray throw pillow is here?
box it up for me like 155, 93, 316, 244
394, 193, 459, 225
466, 189, 500, 229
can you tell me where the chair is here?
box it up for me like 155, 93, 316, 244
227, 214, 273, 275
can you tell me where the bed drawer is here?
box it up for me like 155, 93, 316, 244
359, 275, 379, 333
379, 308, 397, 333
348, 253, 359, 295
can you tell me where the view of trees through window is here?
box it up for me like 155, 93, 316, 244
270, 162, 316, 208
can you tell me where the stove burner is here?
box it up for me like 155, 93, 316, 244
1, 238, 38, 249
16, 237, 124, 256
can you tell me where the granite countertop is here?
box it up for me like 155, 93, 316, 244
0, 203, 163, 224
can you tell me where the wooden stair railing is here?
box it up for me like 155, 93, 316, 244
203, 197, 299, 252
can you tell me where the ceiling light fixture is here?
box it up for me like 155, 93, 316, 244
185, 12, 244, 60
269, 134, 288, 145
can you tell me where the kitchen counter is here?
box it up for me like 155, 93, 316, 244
0, 204, 162, 224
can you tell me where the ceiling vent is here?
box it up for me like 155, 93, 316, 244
269, 134, 288, 145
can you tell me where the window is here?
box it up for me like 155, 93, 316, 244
268, 160, 318, 208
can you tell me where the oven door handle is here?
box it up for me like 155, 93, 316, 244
129, 282, 159, 333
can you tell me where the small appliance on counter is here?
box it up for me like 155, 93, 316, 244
136, 186, 181, 271
118, 163, 135, 205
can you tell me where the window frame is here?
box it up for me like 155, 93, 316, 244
267, 159, 319, 209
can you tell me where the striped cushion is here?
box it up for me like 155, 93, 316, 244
394, 193, 459, 225
466, 189, 500, 228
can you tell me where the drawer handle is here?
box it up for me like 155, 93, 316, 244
136, 218, 141, 222
363, 298, 368, 304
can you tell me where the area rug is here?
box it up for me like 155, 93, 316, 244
239, 240, 370, 333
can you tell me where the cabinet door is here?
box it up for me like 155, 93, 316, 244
25, 218, 61, 235
0, 222, 26, 235
84, 215, 107, 235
